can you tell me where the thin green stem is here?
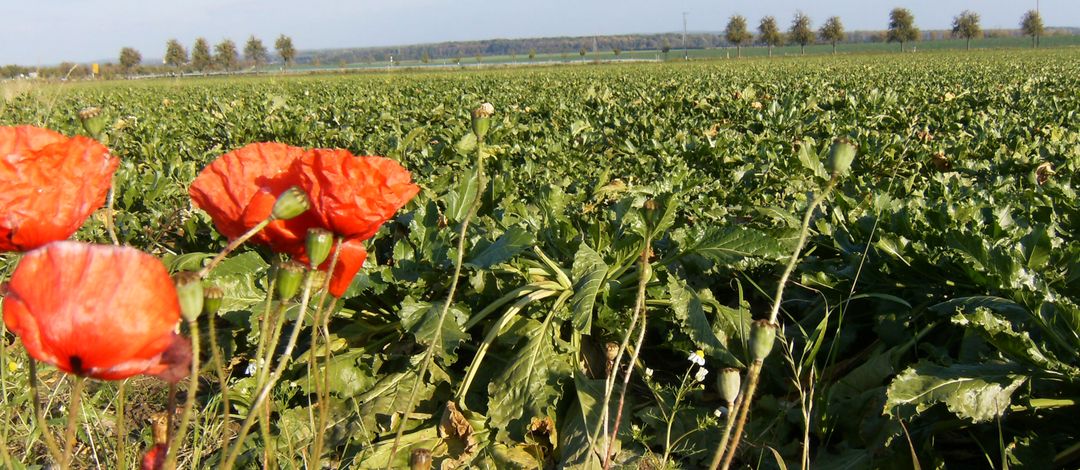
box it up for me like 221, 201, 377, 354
660, 369, 693, 467
27, 357, 63, 467
105, 184, 119, 245
165, 319, 201, 470
60, 376, 86, 468
707, 397, 739, 470
115, 380, 127, 468
198, 218, 273, 279
385, 133, 487, 468
206, 313, 232, 449
221, 271, 316, 470
721, 177, 837, 468
312, 240, 345, 463
720, 361, 763, 470
600, 237, 652, 469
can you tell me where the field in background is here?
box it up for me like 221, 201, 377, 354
2, 48, 1079, 468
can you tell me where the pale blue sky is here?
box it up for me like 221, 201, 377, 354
2, 0, 1075, 65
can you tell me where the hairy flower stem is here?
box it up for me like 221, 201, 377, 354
164, 319, 201, 470
720, 178, 836, 468
60, 376, 86, 468
720, 362, 763, 470
599, 237, 652, 469
27, 357, 64, 467
206, 315, 232, 447
386, 135, 487, 469
310, 241, 344, 463
105, 184, 119, 245
115, 380, 127, 468
198, 218, 272, 279
221, 271, 316, 470
706, 397, 740, 470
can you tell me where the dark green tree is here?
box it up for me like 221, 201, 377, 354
244, 36, 268, 68
661, 38, 671, 59
275, 34, 296, 68
164, 39, 187, 69
952, 11, 981, 50
1021, 10, 1044, 48
789, 11, 815, 54
528, 48, 537, 61
725, 15, 752, 57
887, 8, 919, 52
191, 37, 212, 71
215, 39, 238, 71
758, 16, 782, 57
819, 16, 845, 54
421, 50, 430, 64
119, 47, 141, 74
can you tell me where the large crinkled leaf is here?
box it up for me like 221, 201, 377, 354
951, 307, 1077, 374
445, 167, 480, 223
559, 376, 624, 470
667, 276, 742, 367
885, 362, 1026, 423
570, 243, 608, 332
676, 225, 787, 265
487, 316, 572, 442
466, 226, 534, 268
398, 298, 470, 363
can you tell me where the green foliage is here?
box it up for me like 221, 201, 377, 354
2, 50, 1079, 468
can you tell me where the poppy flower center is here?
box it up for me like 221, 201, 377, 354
69, 355, 84, 375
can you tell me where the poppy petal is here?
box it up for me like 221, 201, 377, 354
2, 241, 184, 381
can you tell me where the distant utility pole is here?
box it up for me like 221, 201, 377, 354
682, 11, 689, 61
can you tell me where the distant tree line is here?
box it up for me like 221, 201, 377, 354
0, 9, 1067, 79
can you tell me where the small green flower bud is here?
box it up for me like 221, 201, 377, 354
78, 107, 107, 139
749, 320, 778, 362
203, 285, 224, 317
305, 228, 333, 268
276, 261, 306, 301
270, 186, 310, 221
826, 137, 856, 177
716, 368, 742, 403
410, 448, 433, 470
471, 102, 494, 140
173, 271, 204, 322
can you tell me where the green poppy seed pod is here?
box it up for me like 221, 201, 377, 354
305, 228, 333, 268
716, 368, 742, 403
409, 448, 433, 470
471, 102, 494, 140
749, 320, 779, 362
78, 107, 107, 139
276, 261, 306, 301
203, 285, 224, 317
270, 186, 310, 221
173, 271, 204, 322
826, 138, 856, 177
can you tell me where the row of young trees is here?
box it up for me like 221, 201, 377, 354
117, 35, 297, 74
722, 8, 1047, 57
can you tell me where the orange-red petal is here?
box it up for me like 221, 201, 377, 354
2, 242, 185, 381
296, 149, 419, 241
0, 126, 118, 252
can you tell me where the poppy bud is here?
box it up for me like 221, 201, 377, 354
471, 102, 494, 140
410, 448, 433, 470
203, 285, 224, 317
305, 228, 333, 268
826, 138, 856, 177
716, 368, 741, 403
78, 107, 107, 139
749, 320, 778, 362
173, 271, 204, 322
270, 186, 310, 221
276, 261, 306, 301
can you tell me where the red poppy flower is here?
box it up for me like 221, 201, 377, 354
2, 241, 190, 382
189, 143, 417, 295
297, 149, 420, 241
0, 126, 119, 252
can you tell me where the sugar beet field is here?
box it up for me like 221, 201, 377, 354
1, 49, 1079, 469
